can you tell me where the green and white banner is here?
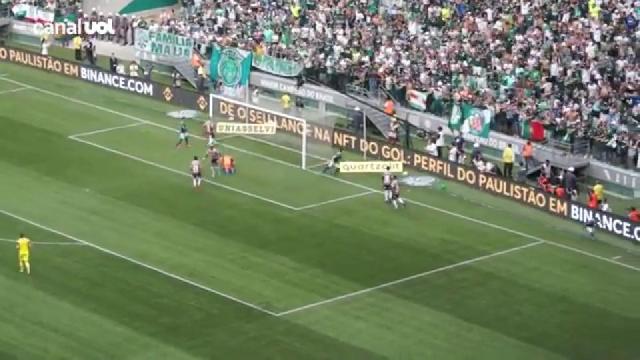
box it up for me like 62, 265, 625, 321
134, 29, 194, 61
407, 89, 427, 111
252, 54, 302, 77
210, 46, 252, 91
449, 103, 492, 138
11, 4, 54, 23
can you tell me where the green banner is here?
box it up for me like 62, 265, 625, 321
210, 46, 252, 87
252, 54, 302, 77
449, 103, 492, 138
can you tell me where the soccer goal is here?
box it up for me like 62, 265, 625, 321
208, 93, 336, 170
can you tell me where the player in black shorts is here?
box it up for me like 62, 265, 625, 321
205, 146, 220, 178
190, 156, 202, 188
382, 167, 392, 202
391, 176, 406, 209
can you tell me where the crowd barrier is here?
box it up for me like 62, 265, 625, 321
1, 46, 638, 244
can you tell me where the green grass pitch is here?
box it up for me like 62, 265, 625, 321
1, 62, 640, 359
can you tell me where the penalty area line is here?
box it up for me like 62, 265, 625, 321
295, 191, 376, 211
5, 77, 639, 275
0, 209, 279, 316
70, 123, 145, 138
0, 87, 28, 95
276, 241, 545, 316
0, 237, 86, 245
68, 135, 299, 211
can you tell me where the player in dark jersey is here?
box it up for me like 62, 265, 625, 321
382, 166, 392, 202
176, 121, 190, 148
585, 219, 596, 238
205, 145, 220, 177
322, 148, 343, 175
390, 176, 406, 209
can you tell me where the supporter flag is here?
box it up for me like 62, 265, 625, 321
460, 107, 492, 138
521, 120, 545, 142
407, 89, 427, 111
210, 46, 252, 88
449, 103, 463, 131
450, 103, 491, 138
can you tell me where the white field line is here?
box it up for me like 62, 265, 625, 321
69, 135, 299, 211
3, 76, 639, 312
71, 122, 368, 212
235, 140, 640, 274
295, 191, 375, 211
0, 87, 28, 95
0, 237, 86, 245
277, 240, 545, 316
1, 73, 362, 196
308, 161, 328, 170
9, 75, 640, 274
0, 209, 278, 316
70, 123, 145, 138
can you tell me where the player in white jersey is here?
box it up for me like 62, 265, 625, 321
205, 146, 220, 178
190, 156, 202, 188
390, 176, 406, 209
382, 167, 392, 202
203, 119, 215, 146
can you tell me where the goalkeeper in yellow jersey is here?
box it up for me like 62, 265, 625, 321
16, 234, 31, 275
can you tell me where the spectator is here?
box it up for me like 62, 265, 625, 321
502, 144, 514, 178
197, 64, 207, 91
522, 141, 534, 171
471, 143, 482, 162
629, 207, 640, 222
281, 93, 291, 112
541, 160, 552, 179
72, 35, 82, 61
565, 167, 578, 198
587, 190, 599, 210
593, 181, 605, 204
435, 126, 445, 159
448, 144, 458, 163
172, 69, 182, 88
109, 53, 118, 74
129, 61, 139, 78
425, 139, 438, 157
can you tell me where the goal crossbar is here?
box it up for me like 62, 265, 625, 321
209, 93, 309, 169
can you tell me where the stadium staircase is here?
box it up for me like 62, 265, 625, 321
171, 59, 198, 89
344, 84, 392, 138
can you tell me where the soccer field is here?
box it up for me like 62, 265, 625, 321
1, 62, 640, 359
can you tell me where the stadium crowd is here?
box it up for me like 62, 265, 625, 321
9, 0, 640, 168
163, 0, 640, 168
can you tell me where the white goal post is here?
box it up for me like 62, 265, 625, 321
209, 93, 309, 169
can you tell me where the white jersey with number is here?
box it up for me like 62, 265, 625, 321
203, 120, 214, 134
191, 160, 201, 174
383, 172, 392, 185
391, 180, 400, 196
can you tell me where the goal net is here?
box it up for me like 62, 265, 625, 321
208, 93, 338, 170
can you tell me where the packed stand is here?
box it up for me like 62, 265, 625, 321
9, 0, 640, 169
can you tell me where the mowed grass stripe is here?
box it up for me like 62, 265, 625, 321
0, 208, 278, 316
0, 86, 532, 312
1, 63, 639, 358
0, 215, 380, 359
